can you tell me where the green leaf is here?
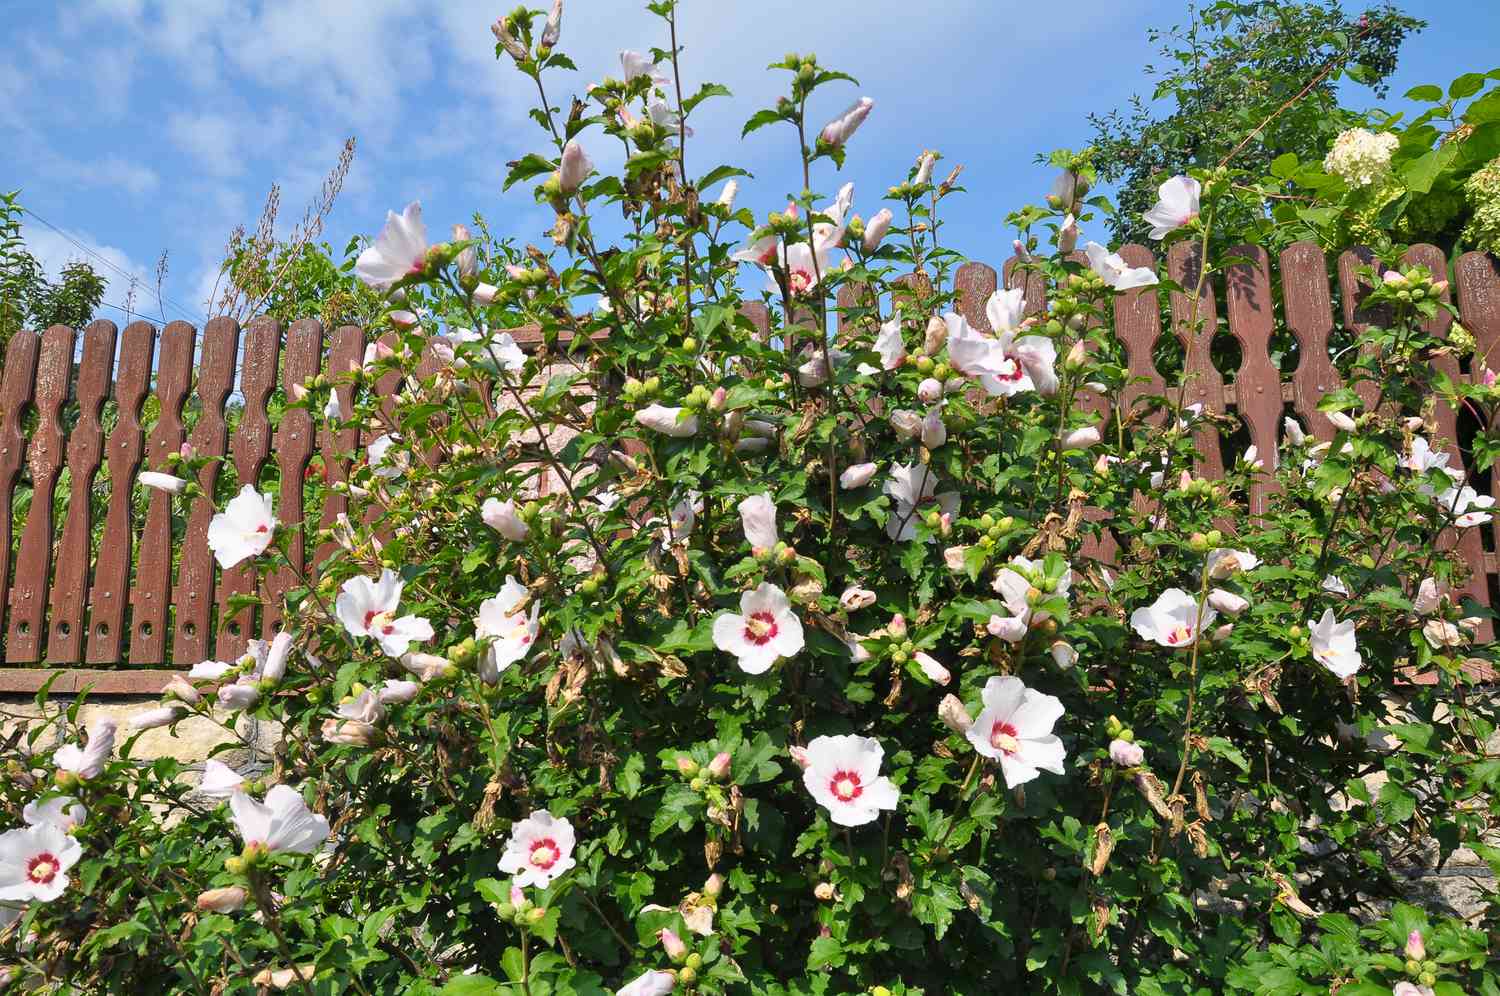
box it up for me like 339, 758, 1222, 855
741, 108, 786, 137
1450, 72, 1487, 99
1400, 144, 1458, 194
1404, 84, 1444, 102
683, 83, 732, 116
504, 153, 555, 191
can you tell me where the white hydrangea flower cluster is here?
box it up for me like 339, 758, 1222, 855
1323, 127, 1399, 188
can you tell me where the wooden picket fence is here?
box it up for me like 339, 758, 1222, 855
1, 241, 1498, 694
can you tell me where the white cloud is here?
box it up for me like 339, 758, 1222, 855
167, 110, 246, 176
21, 222, 151, 291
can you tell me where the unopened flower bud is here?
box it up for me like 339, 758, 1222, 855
814, 881, 837, 901
676, 755, 699, 777
1063, 425, 1101, 449
924, 315, 948, 354
938, 694, 973, 734
707, 752, 732, 781
918, 377, 943, 403
789, 745, 812, 769
863, 208, 893, 252
1405, 929, 1425, 961
1109, 739, 1144, 768
197, 886, 248, 913
558, 140, 593, 195
1207, 588, 1248, 617
659, 927, 688, 962
490, 18, 528, 60
163, 676, 201, 705
888, 613, 907, 638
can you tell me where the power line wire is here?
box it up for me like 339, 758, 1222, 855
21, 207, 208, 326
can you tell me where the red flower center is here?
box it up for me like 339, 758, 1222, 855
364, 609, 397, 636
1165, 624, 1193, 645
743, 611, 779, 646
989, 721, 1020, 755
529, 838, 560, 870
996, 356, 1025, 382
829, 770, 863, 802
788, 268, 814, 295
27, 853, 59, 885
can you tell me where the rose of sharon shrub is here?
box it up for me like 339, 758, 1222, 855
5, 3, 1500, 994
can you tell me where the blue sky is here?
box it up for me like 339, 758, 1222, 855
5, 0, 1498, 330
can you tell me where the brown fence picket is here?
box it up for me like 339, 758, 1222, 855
88, 322, 155, 664
1281, 242, 1342, 441
361, 333, 402, 533
1114, 244, 1167, 427
265, 319, 323, 636
215, 317, 280, 659
835, 282, 878, 343
1338, 247, 1390, 414
1410, 244, 1493, 639
1455, 252, 1500, 566
173, 318, 239, 665
953, 261, 998, 332
133, 322, 195, 664
1003, 254, 1047, 317
313, 325, 365, 572
0, 332, 40, 644
7, 326, 78, 660
1224, 246, 1280, 517
739, 301, 770, 344
47, 321, 117, 662
1166, 242, 1227, 482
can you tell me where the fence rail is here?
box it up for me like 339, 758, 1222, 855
1, 241, 1498, 693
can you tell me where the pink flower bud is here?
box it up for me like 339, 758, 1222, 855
658, 927, 687, 962
703, 872, 724, 897
180, 442, 196, 460
558, 140, 594, 194
914, 651, 951, 685
1063, 426, 1101, 449
1012, 238, 1029, 260
888, 613, 907, 638
863, 208, 893, 252
676, 755, 699, 776
1405, 928, 1425, 960
1178, 470, 1194, 490
196, 886, 248, 913
707, 752, 732, 781
938, 694, 972, 734
943, 545, 969, 571
511, 884, 526, 906
1207, 588, 1249, 617
708, 386, 727, 411
1212, 623, 1234, 642
1058, 214, 1078, 253
938, 512, 953, 536
918, 377, 943, 403
819, 97, 874, 147
541, 0, 563, 47
1109, 739, 1144, 768
789, 745, 812, 770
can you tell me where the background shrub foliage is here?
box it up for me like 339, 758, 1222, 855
6, 2, 1500, 994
